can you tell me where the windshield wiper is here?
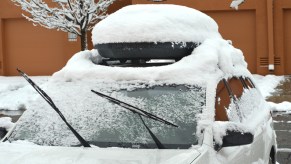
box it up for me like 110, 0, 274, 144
91, 90, 178, 149
91, 90, 178, 127
17, 69, 91, 148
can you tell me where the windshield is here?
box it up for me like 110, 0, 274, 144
8, 82, 206, 149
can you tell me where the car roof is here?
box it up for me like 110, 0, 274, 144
53, 38, 252, 86
92, 4, 221, 44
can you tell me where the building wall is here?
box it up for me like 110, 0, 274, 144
1, 0, 291, 75
274, 0, 291, 74
0, 0, 131, 76
132, 0, 289, 75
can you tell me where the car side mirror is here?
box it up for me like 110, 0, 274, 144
213, 121, 254, 151
221, 130, 253, 148
214, 130, 253, 151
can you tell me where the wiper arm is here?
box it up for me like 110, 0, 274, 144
138, 115, 165, 149
91, 90, 178, 127
17, 69, 91, 148
91, 90, 175, 149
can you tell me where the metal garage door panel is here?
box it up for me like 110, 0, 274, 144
3, 18, 66, 76
206, 10, 256, 73
284, 10, 291, 74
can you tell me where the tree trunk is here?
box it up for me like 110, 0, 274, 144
80, 30, 88, 51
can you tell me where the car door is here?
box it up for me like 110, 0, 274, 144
214, 78, 251, 164
238, 77, 274, 163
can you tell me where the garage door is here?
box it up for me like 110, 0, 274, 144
206, 10, 256, 73
284, 10, 291, 74
3, 18, 67, 76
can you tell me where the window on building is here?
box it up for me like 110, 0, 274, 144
68, 32, 77, 42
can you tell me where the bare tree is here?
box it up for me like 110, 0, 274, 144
12, 0, 115, 50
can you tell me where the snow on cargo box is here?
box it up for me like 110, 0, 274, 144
92, 4, 222, 60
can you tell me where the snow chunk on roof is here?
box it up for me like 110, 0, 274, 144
92, 4, 222, 44
53, 38, 250, 84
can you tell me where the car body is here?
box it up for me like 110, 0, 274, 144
0, 4, 276, 164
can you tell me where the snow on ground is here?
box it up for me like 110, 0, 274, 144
252, 75, 291, 112
252, 75, 291, 113
0, 76, 49, 111
277, 148, 291, 152
252, 74, 284, 98
268, 101, 291, 113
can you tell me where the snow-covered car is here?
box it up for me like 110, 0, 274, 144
0, 4, 276, 164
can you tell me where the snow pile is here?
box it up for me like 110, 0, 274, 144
252, 74, 284, 98
92, 4, 221, 44
0, 76, 49, 110
0, 117, 14, 131
268, 101, 291, 112
53, 38, 250, 84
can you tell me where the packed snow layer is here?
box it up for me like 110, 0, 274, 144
92, 4, 222, 44
53, 38, 250, 84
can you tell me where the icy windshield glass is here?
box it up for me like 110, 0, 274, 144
8, 82, 205, 149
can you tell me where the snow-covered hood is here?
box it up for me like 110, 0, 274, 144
0, 142, 200, 164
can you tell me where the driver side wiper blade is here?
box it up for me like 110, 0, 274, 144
17, 68, 91, 148
91, 90, 178, 127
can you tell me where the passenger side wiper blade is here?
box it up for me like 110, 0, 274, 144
91, 90, 178, 149
91, 90, 178, 127
17, 69, 91, 148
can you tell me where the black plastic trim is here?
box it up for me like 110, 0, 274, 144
94, 42, 199, 60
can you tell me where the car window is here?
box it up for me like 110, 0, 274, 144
223, 77, 264, 123
228, 78, 244, 99
245, 77, 255, 88
8, 83, 206, 149
215, 77, 244, 122
215, 80, 230, 121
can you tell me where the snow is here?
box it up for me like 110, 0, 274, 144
0, 141, 200, 164
53, 38, 249, 84
230, 0, 245, 10
13, 0, 115, 50
1, 36, 254, 147
0, 117, 14, 131
268, 101, 291, 113
0, 5, 282, 161
212, 87, 270, 145
0, 76, 49, 110
277, 148, 291, 152
252, 74, 284, 98
7, 81, 204, 146
92, 4, 222, 44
